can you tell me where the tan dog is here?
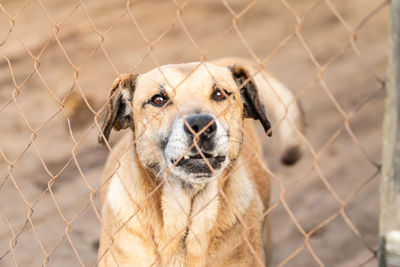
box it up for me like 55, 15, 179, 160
97, 58, 305, 267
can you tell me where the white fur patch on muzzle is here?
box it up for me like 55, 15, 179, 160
163, 115, 230, 184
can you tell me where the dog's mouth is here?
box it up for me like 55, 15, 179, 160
170, 152, 226, 176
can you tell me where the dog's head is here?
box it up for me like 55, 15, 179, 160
99, 63, 271, 185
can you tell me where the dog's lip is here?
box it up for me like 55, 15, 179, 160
187, 152, 214, 159
170, 153, 225, 166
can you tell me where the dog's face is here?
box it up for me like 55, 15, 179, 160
99, 62, 271, 185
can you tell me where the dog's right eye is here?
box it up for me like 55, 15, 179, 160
150, 94, 168, 107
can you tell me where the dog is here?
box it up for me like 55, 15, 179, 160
96, 58, 305, 266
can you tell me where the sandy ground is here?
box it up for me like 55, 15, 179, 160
0, 0, 389, 266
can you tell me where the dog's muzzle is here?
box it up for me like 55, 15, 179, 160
164, 114, 229, 180
177, 114, 225, 174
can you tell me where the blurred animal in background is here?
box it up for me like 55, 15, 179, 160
96, 58, 305, 266
63, 92, 95, 131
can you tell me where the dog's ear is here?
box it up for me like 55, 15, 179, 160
98, 73, 138, 146
229, 65, 272, 136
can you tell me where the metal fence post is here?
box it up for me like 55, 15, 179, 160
380, 0, 400, 266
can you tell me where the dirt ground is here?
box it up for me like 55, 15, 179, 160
0, 0, 389, 266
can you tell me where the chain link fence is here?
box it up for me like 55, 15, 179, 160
0, 0, 390, 266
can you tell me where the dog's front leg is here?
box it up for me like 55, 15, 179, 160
98, 204, 160, 267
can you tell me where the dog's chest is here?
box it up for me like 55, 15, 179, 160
159, 179, 219, 260
105, 157, 256, 265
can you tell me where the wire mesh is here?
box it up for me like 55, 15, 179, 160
0, 0, 389, 266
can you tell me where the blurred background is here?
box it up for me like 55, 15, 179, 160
0, 0, 389, 266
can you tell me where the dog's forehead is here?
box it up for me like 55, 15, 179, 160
136, 62, 235, 95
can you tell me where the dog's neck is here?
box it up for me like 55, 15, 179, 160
157, 157, 254, 262
180, 180, 208, 197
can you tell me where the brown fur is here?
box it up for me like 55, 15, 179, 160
97, 58, 304, 266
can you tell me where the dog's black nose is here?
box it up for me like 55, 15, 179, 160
184, 115, 217, 140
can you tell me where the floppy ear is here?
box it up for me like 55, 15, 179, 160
98, 73, 138, 146
229, 65, 272, 136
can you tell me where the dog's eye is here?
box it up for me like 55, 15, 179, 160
211, 88, 231, 101
150, 94, 168, 107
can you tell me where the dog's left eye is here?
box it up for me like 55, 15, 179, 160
211, 88, 231, 101
150, 94, 168, 107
